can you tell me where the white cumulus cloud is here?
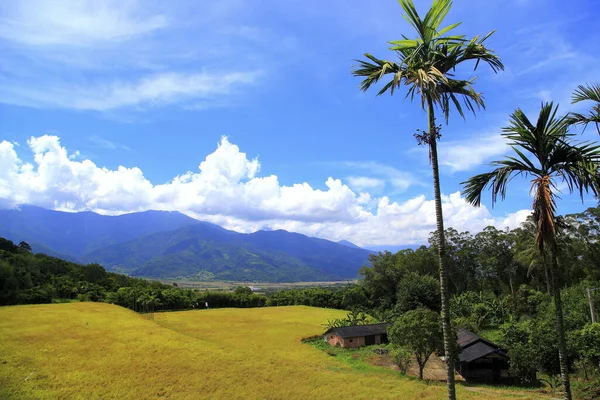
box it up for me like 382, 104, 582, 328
0, 135, 530, 245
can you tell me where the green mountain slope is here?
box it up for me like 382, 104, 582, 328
86, 224, 372, 282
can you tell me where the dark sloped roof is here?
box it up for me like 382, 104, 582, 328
457, 328, 483, 348
323, 323, 390, 339
457, 328, 508, 363
458, 328, 501, 349
459, 341, 508, 363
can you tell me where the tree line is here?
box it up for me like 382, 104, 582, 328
0, 237, 364, 311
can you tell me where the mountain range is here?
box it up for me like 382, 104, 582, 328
0, 206, 373, 282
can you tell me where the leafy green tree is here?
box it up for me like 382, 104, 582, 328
505, 285, 548, 321
353, 2, 503, 393
462, 102, 600, 400
499, 320, 539, 383
390, 346, 413, 375
570, 323, 600, 379
234, 286, 253, 296
511, 218, 552, 293
567, 83, 600, 134
395, 272, 440, 314
476, 226, 519, 294
388, 308, 443, 380
564, 207, 600, 281
341, 284, 370, 311
18, 241, 32, 253
430, 228, 480, 294
360, 251, 407, 309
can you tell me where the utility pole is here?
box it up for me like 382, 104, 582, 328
587, 288, 597, 324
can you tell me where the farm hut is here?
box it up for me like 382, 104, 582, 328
457, 328, 515, 384
323, 323, 390, 348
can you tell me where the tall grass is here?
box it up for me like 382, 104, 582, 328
0, 303, 549, 399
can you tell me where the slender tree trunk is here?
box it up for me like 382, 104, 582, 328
549, 249, 572, 400
419, 364, 424, 380
427, 96, 456, 400
543, 252, 552, 295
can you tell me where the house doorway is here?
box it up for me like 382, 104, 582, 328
365, 335, 375, 345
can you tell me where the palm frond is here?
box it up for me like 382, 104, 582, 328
568, 83, 600, 133
352, 54, 403, 94
354, 0, 503, 124
438, 78, 482, 121
461, 161, 529, 207
464, 102, 600, 257
572, 83, 600, 104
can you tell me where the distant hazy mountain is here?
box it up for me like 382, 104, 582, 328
366, 244, 417, 253
337, 240, 363, 249
0, 206, 200, 258
0, 206, 372, 282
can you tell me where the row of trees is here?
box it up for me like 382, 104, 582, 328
0, 238, 369, 312
351, 0, 599, 398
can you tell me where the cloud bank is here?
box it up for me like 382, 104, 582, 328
0, 135, 530, 246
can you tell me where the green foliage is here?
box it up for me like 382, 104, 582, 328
390, 346, 412, 375
499, 320, 540, 383
18, 241, 32, 253
395, 272, 440, 314
499, 315, 576, 384
505, 285, 549, 320
451, 291, 507, 331
325, 310, 371, 329
388, 308, 443, 380
360, 247, 437, 313
570, 323, 600, 376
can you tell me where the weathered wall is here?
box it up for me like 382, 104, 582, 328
342, 336, 364, 348
325, 334, 344, 347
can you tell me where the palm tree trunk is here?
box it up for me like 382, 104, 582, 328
427, 96, 456, 400
549, 249, 572, 400
543, 252, 552, 295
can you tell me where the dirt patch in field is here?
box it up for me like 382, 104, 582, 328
368, 352, 465, 382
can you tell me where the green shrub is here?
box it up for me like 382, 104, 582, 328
390, 346, 412, 375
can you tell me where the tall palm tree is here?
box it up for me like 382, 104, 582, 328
461, 102, 600, 400
352, 2, 503, 398
567, 83, 600, 134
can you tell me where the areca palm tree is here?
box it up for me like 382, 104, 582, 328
462, 102, 600, 400
352, 2, 503, 398
567, 83, 600, 134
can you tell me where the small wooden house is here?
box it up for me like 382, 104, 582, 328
457, 329, 515, 384
323, 323, 390, 348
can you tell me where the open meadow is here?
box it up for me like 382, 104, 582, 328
0, 303, 551, 399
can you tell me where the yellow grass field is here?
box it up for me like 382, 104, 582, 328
0, 303, 549, 399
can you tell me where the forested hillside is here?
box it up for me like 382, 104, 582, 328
0, 206, 372, 282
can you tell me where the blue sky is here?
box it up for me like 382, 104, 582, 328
1, 0, 599, 247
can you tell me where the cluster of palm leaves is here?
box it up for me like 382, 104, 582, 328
567, 83, 600, 134
352, 1, 600, 399
462, 102, 600, 400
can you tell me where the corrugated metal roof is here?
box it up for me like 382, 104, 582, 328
323, 323, 390, 339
